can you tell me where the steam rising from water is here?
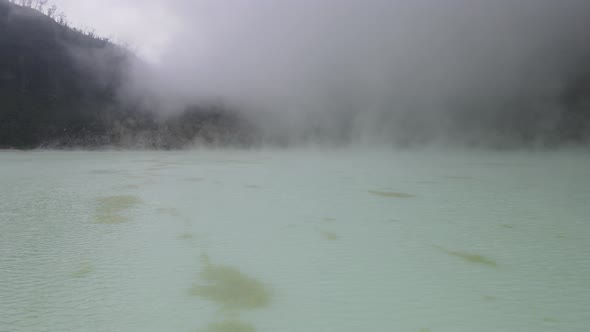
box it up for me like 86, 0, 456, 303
53, 0, 590, 146
133, 0, 590, 146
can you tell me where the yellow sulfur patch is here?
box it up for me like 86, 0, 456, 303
178, 232, 193, 240
435, 246, 497, 267
72, 263, 94, 278
95, 195, 141, 224
96, 195, 141, 214
318, 230, 340, 241
190, 256, 271, 311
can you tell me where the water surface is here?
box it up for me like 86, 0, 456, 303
1, 149, 589, 331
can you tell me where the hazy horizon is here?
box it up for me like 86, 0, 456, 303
3, 0, 590, 148
96, 1, 590, 146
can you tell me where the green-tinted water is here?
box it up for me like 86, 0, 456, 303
1, 149, 589, 331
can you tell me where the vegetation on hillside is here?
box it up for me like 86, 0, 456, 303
0, 0, 252, 149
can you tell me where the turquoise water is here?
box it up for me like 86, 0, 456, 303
1, 149, 589, 331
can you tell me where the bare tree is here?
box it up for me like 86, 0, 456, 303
85, 28, 96, 39
56, 12, 67, 27
47, 4, 57, 18
36, 0, 48, 12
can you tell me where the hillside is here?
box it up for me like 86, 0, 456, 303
0, 0, 251, 149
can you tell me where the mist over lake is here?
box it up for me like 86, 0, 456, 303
2, 0, 590, 331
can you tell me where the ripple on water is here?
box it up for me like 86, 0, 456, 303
185, 177, 205, 182
214, 160, 261, 165
442, 175, 473, 180
368, 190, 415, 198
96, 213, 129, 224
156, 207, 183, 219
118, 184, 141, 190
89, 169, 120, 175
96, 195, 141, 214
199, 320, 255, 332
190, 255, 271, 311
